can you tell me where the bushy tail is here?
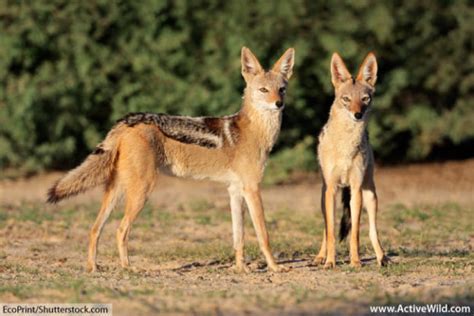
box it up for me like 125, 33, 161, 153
47, 127, 122, 203
339, 187, 351, 241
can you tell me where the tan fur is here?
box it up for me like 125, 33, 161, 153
47, 47, 295, 273
314, 52, 388, 269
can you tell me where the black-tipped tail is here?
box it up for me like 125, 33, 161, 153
47, 182, 61, 204
339, 187, 351, 241
45, 145, 117, 204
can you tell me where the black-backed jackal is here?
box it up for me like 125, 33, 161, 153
47, 47, 295, 273
314, 52, 388, 269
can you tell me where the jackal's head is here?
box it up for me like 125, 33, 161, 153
241, 47, 295, 111
330, 52, 378, 122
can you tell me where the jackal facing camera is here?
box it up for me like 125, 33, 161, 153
314, 52, 389, 269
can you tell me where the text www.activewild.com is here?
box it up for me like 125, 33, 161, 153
369, 304, 471, 314
1, 304, 112, 315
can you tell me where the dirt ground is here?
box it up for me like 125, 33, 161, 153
0, 159, 473, 315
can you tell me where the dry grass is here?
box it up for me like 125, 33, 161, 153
0, 159, 473, 315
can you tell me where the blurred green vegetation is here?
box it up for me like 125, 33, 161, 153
0, 0, 473, 174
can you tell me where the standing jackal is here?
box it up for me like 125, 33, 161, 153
47, 47, 295, 273
314, 52, 388, 269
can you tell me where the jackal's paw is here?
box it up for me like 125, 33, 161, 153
120, 260, 130, 269
86, 263, 97, 273
269, 264, 290, 273
350, 260, 362, 268
232, 264, 251, 274
378, 255, 390, 267
124, 266, 142, 273
323, 260, 336, 269
313, 256, 326, 266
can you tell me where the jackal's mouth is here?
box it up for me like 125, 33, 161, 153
275, 104, 285, 111
348, 108, 371, 122
260, 103, 285, 111
272, 101, 285, 111
255, 100, 286, 112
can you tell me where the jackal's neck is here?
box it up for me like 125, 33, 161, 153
240, 97, 282, 152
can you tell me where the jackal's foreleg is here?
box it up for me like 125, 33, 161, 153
228, 184, 248, 273
349, 186, 362, 268
243, 184, 288, 272
323, 184, 337, 269
314, 184, 327, 265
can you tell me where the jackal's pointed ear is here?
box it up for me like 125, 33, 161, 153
241, 47, 263, 82
272, 48, 295, 80
331, 53, 352, 88
356, 52, 378, 87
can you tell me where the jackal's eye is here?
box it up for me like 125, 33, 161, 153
342, 96, 351, 103
259, 87, 269, 93
361, 95, 371, 103
279, 87, 286, 95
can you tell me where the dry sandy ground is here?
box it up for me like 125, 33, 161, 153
2, 159, 473, 210
0, 159, 473, 315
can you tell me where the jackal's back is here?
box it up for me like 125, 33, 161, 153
118, 112, 240, 149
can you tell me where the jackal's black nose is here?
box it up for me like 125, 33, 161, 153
354, 112, 363, 119
276, 100, 284, 108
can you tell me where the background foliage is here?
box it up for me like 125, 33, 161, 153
0, 0, 473, 174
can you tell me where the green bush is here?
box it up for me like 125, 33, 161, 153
0, 1, 472, 173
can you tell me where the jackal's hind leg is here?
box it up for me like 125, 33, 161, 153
87, 181, 120, 272
116, 174, 156, 269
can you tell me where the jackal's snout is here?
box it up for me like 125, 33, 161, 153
353, 104, 368, 120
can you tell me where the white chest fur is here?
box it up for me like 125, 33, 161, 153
318, 116, 368, 187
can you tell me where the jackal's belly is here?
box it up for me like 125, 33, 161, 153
159, 161, 237, 184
